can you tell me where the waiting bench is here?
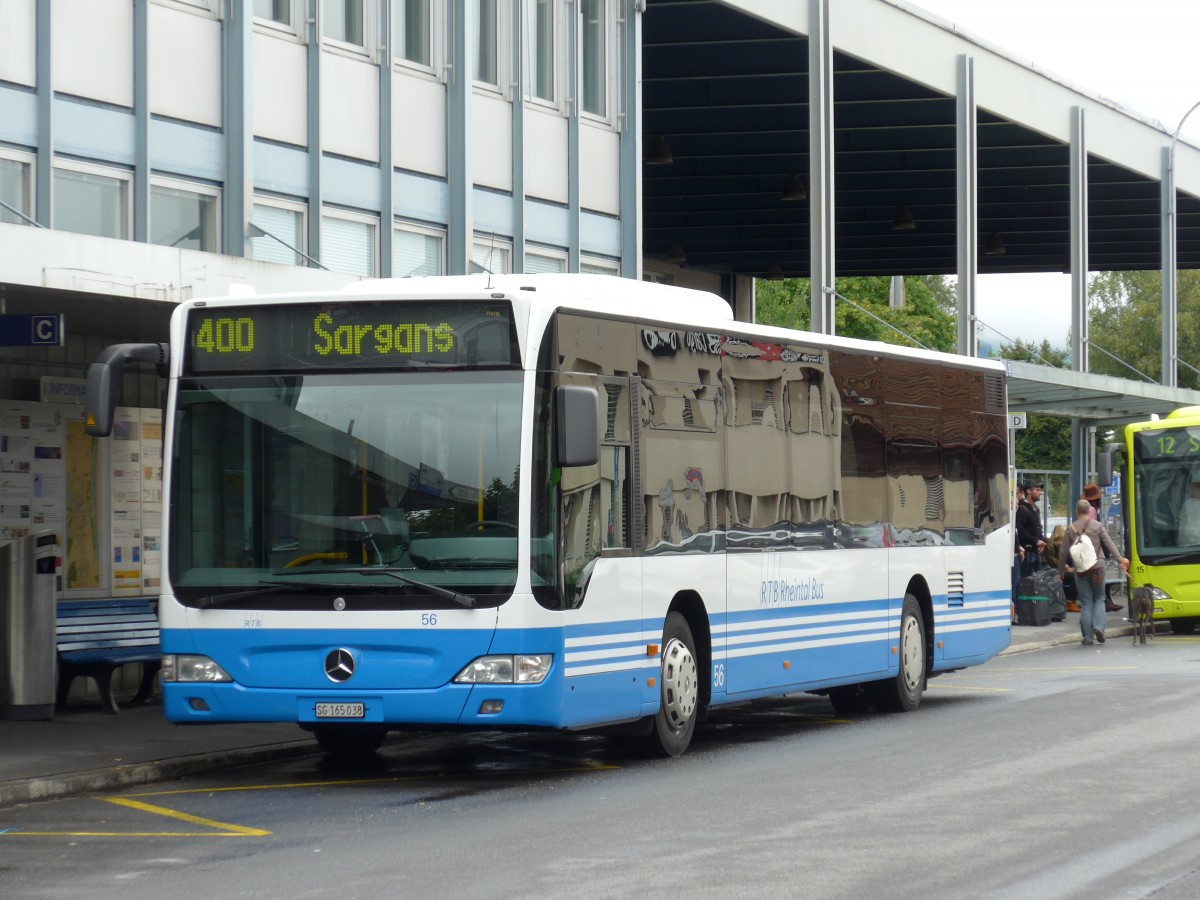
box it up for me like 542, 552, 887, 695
56, 598, 161, 714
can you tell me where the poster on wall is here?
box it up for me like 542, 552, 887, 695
64, 418, 102, 591
110, 407, 142, 593
0, 400, 66, 590
139, 408, 163, 591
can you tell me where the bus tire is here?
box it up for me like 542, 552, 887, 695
872, 594, 926, 712
1170, 618, 1197, 635
648, 612, 699, 757
311, 724, 388, 757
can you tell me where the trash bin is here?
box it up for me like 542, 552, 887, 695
0, 531, 57, 720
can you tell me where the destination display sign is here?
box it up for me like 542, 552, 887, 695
1134, 427, 1200, 462
185, 300, 519, 373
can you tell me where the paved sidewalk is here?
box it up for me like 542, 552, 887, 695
0, 607, 1141, 809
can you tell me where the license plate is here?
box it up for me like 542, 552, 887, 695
315, 702, 365, 719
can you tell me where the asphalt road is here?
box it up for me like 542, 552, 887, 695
5, 634, 1200, 900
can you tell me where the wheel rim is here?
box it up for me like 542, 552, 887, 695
660, 636, 698, 733
899, 613, 924, 692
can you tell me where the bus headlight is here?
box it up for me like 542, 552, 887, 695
161, 654, 232, 683
1147, 586, 1172, 602
454, 655, 552, 684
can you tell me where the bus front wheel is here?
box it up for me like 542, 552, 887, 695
648, 612, 699, 757
871, 594, 926, 712
1170, 618, 1197, 635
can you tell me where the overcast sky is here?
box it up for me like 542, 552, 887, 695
907, 0, 1200, 353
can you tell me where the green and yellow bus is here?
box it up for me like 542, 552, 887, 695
1100, 406, 1200, 634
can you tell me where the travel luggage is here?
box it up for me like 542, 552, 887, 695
1014, 594, 1051, 626
1031, 568, 1067, 621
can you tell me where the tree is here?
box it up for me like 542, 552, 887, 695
755, 275, 958, 353
993, 339, 1072, 470
1089, 270, 1200, 389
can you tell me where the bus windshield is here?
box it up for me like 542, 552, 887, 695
1133, 425, 1200, 563
169, 370, 523, 606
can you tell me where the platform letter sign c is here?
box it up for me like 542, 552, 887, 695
32, 314, 63, 346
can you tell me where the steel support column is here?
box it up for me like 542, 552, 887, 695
306, 0, 322, 265
35, 1, 51, 227
955, 54, 977, 357
567, 0, 580, 271
1162, 144, 1178, 387
223, 0, 253, 257
1070, 106, 1089, 374
133, 0, 149, 243
447, 0, 472, 274
808, 0, 835, 334
511, 0, 526, 272
619, 0, 643, 280
379, 0, 393, 275
1069, 107, 1091, 502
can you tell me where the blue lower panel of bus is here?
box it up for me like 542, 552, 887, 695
162, 626, 573, 728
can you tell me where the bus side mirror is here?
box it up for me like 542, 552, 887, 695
84, 343, 168, 437
555, 385, 600, 468
1097, 442, 1123, 488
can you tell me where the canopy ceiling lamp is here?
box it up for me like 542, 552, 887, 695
984, 232, 1006, 256
781, 174, 807, 201
765, 263, 784, 280
891, 205, 916, 232
644, 134, 673, 165
665, 242, 687, 264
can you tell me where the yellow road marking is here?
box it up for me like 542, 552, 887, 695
102, 796, 271, 835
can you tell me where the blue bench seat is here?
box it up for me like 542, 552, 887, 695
56, 598, 161, 714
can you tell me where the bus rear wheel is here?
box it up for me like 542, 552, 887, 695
311, 724, 388, 757
871, 594, 926, 712
647, 612, 699, 758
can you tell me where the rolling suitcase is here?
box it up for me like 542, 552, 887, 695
1032, 568, 1067, 621
1016, 574, 1051, 626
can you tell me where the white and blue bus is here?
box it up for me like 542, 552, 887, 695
84, 275, 1012, 757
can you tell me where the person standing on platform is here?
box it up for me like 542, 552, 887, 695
1082, 482, 1123, 612
1016, 479, 1046, 579
1060, 499, 1128, 645
1012, 484, 1026, 623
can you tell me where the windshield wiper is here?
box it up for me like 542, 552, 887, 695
194, 584, 294, 610
271, 566, 477, 609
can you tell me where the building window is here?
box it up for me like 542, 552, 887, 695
0, 154, 33, 226
322, 211, 377, 276
524, 249, 566, 274
581, 0, 606, 116
254, 0, 291, 25
581, 258, 619, 276
476, 0, 500, 86
530, 0, 555, 102
251, 200, 306, 266
53, 164, 130, 240
151, 180, 220, 252
393, 225, 444, 276
324, 0, 365, 48
395, 0, 431, 67
472, 238, 511, 274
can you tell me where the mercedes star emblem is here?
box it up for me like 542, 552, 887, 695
324, 648, 355, 682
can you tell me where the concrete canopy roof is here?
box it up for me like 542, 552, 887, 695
641, 0, 1200, 279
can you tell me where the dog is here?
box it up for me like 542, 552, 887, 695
1131, 585, 1155, 645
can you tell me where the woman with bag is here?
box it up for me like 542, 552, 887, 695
1060, 499, 1129, 645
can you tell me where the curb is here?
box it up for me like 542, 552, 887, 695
0, 740, 317, 809
1001, 622, 1158, 656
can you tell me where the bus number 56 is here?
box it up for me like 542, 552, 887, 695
712, 663, 725, 688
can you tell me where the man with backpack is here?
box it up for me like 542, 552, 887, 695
1060, 499, 1129, 646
